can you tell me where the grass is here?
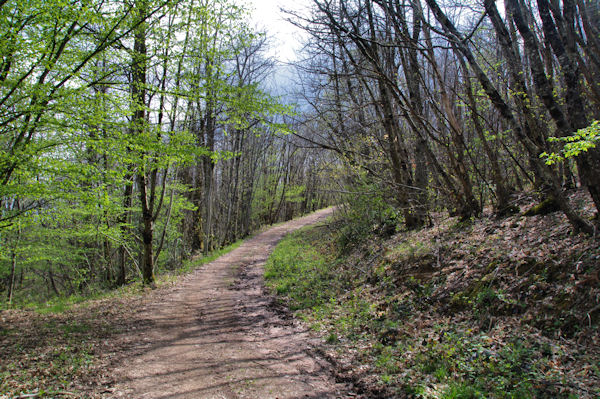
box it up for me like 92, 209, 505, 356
264, 225, 339, 310
178, 239, 244, 274
31, 291, 122, 314
441, 384, 485, 399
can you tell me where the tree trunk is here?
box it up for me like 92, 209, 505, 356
117, 177, 133, 286
131, 0, 154, 285
427, 0, 594, 234
7, 247, 17, 305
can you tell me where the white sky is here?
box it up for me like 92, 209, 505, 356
244, 0, 309, 63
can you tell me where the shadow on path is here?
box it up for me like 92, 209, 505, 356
111, 208, 356, 399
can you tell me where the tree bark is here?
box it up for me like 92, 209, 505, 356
131, 0, 154, 285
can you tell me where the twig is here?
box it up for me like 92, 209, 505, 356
16, 392, 77, 398
584, 303, 600, 327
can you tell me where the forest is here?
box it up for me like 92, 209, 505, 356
0, 0, 335, 302
1, 0, 600, 397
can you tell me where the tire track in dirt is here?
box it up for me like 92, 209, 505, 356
111, 208, 356, 399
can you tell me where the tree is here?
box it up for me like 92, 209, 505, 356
287, 0, 599, 234
2, 0, 330, 300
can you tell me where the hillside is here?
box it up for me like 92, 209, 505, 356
264, 190, 600, 398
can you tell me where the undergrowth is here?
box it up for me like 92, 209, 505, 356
265, 215, 600, 398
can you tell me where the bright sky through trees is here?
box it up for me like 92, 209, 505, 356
246, 0, 308, 63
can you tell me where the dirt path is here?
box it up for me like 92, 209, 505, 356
111, 208, 354, 399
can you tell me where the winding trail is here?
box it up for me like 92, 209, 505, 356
112, 208, 354, 399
